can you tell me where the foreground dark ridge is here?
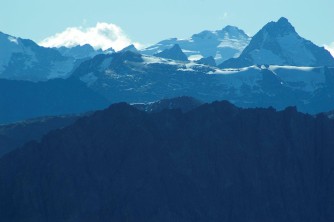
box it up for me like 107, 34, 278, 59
0, 96, 202, 158
0, 115, 81, 158
0, 101, 334, 222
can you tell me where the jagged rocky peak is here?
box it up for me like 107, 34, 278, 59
104, 47, 115, 54
262, 17, 296, 36
154, 44, 189, 61
56, 44, 103, 59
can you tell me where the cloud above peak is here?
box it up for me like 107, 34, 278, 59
39, 23, 140, 51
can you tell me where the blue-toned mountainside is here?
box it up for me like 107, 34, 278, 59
1, 101, 334, 221
219, 17, 334, 68
141, 25, 251, 64
72, 50, 334, 114
0, 32, 76, 81
0, 78, 109, 124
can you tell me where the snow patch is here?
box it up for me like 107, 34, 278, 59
269, 66, 325, 92
142, 55, 164, 64
188, 54, 203, 61
8, 36, 18, 44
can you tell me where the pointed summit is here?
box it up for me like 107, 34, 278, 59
120, 44, 138, 53
261, 17, 296, 37
277, 17, 289, 23
154, 44, 188, 62
104, 47, 115, 54
219, 18, 334, 68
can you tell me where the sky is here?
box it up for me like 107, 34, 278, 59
1, 0, 333, 53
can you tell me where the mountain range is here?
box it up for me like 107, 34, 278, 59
0, 78, 108, 124
71, 50, 334, 114
0, 17, 333, 124
141, 25, 251, 64
1, 16, 334, 222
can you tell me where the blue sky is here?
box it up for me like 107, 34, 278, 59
1, 0, 333, 51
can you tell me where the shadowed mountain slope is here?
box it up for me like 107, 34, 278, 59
0, 101, 334, 221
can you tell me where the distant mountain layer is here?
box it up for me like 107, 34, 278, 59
141, 25, 251, 64
219, 17, 334, 68
72, 51, 334, 114
1, 101, 334, 221
0, 78, 109, 124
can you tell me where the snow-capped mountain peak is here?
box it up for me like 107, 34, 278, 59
141, 26, 250, 64
220, 25, 249, 39
220, 17, 334, 68
0, 31, 76, 81
263, 17, 296, 36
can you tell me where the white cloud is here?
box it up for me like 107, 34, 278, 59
324, 42, 334, 57
39, 22, 141, 51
